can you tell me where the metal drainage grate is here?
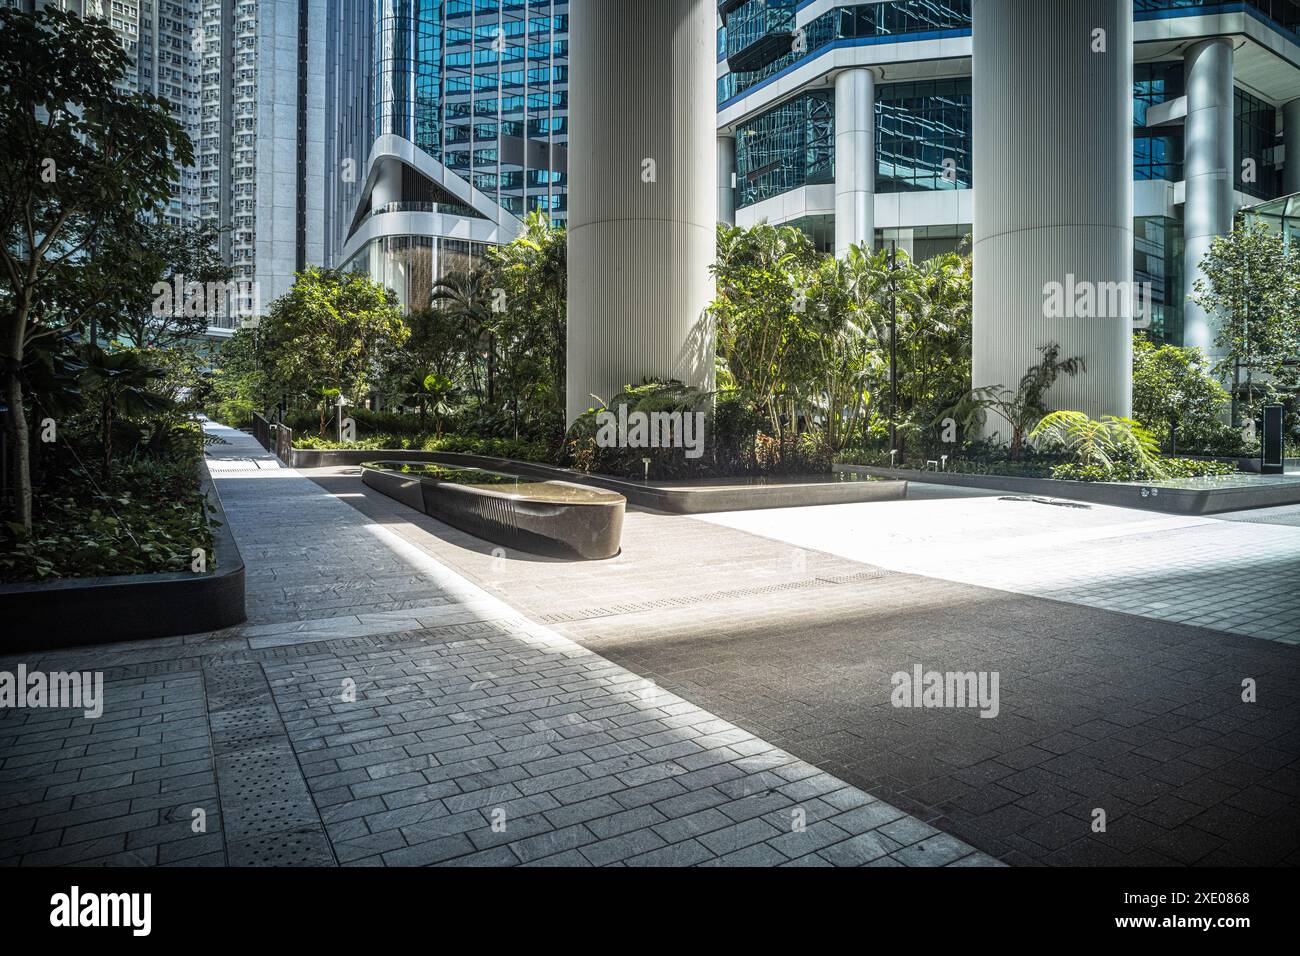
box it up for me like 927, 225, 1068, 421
219, 744, 294, 775
228, 827, 336, 867
222, 763, 307, 806
223, 796, 321, 841
209, 704, 281, 733
204, 661, 269, 695
249, 636, 381, 662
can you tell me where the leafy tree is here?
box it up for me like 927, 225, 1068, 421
204, 327, 272, 427
0, 7, 192, 528
399, 305, 467, 386
710, 223, 823, 439
125, 223, 234, 349
485, 212, 568, 440
1191, 219, 1300, 423
1131, 334, 1235, 453
258, 268, 408, 436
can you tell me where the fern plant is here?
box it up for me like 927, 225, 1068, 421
946, 343, 1084, 460
1030, 411, 1167, 479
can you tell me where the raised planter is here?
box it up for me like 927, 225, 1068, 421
1179, 453, 1300, 475
295, 447, 906, 513
838, 464, 1300, 515
362, 461, 625, 560
0, 459, 246, 652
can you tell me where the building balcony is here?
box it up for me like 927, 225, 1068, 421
720, 0, 797, 73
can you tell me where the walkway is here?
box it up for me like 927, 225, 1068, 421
0, 423, 994, 868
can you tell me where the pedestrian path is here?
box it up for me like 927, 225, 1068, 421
0, 422, 996, 867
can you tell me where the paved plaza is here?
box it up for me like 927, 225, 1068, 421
1, 423, 1297, 867
0, 424, 993, 868
702, 492, 1300, 645
313, 465, 1300, 867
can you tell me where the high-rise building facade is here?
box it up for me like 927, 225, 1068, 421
323, 0, 570, 312
11, 0, 325, 334
9, 0, 204, 228
198, 0, 325, 331
716, 0, 1300, 415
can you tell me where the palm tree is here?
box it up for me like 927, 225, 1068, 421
403, 371, 458, 436
805, 250, 883, 453
710, 222, 823, 441
431, 267, 497, 407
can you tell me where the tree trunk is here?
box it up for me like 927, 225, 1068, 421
101, 398, 113, 480
4, 369, 33, 531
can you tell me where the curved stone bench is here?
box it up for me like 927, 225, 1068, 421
362, 461, 625, 560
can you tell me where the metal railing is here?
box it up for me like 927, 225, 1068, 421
251, 411, 272, 451
274, 424, 293, 464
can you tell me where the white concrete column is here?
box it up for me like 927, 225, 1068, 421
718, 134, 737, 225
371, 156, 401, 211
566, 0, 716, 426
972, 0, 1134, 425
1182, 38, 1236, 359
1284, 98, 1300, 196
834, 68, 875, 257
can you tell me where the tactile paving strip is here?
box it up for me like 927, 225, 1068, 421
204, 661, 335, 866
227, 827, 335, 867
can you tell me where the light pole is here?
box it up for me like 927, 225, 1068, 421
888, 239, 898, 454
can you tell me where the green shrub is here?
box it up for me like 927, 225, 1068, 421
566, 381, 715, 480
1050, 458, 1237, 483
289, 432, 553, 462
0, 456, 213, 583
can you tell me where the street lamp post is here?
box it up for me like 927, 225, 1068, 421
888, 239, 898, 453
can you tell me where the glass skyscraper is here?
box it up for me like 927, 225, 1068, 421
325, 0, 569, 312
718, 0, 1300, 347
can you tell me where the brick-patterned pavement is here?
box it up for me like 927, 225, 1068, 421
0, 424, 995, 868
312, 466, 1300, 866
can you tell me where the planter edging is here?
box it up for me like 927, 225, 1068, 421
836, 464, 1300, 515
293, 447, 907, 513
0, 457, 247, 652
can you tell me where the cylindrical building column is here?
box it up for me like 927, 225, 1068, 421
972, 0, 1134, 425
1182, 38, 1236, 359
835, 68, 875, 257
1283, 98, 1300, 196
566, 0, 716, 426
371, 157, 401, 211
717, 134, 737, 225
